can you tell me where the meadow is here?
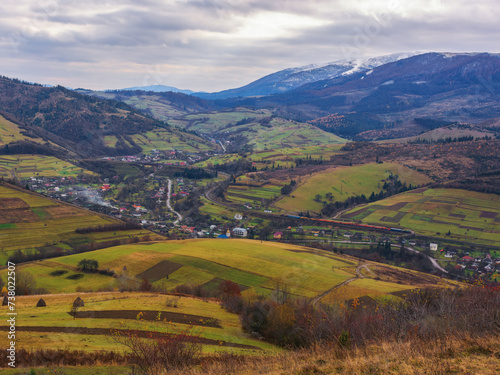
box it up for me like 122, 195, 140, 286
275, 162, 433, 213
0, 155, 91, 179
0, 115, 43, 147
0, 292, 277, 356
342, 188, 500, 245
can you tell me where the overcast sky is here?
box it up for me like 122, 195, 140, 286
1, 0, 499, 92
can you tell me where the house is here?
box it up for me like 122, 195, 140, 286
462, 255, 473, 262
444, 252, 454, 258
233, 228, 248, 237
429, 243, 438, 251
273, 232, 283, 239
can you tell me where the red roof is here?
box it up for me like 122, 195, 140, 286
462, 256, 473, 261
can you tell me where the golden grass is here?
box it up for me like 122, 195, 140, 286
165, 335, 500, 375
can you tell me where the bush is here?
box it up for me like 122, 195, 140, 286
114, 328, 201, 373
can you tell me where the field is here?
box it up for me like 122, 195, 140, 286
130, 127, 215, 153
0, 183, 153, 263
0, 155, 92, 179
1, 239, 447, 301
225, 178, 284, 207
275, 163, 433, 213
0, 292, 277, 356
197, 144, 345, 171
0, 115, 44, 147
171, 110, 346, 150
342, 188, 500, 245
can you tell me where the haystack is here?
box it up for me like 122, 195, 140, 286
73, 296, 84, 307
2, 295, 8, 306
36, 298, 46, 307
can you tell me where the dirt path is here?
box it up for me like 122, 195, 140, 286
311, 263, 373, 307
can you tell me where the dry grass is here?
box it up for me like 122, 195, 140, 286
165, 335, 500, 375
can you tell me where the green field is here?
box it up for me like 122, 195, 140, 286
0, 115, 44, 146
197, 144, 346, 171
275, 163, 433, 213
0, 292, 277, 355
0, 155, 92, 179
342, 188, 500, 245
0, 183, 153, 263
1, 239, 446, 300
130, 128, 215, 153
3, 239, 357, 298
226, 179, 284, 207
171, 110, 346, 150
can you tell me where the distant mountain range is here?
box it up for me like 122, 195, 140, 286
214, 52, 500, 139
115, 84, 194, 95
193, 52, 421, 100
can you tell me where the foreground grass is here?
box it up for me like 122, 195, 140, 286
3, 335, 498, 374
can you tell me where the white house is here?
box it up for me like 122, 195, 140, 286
429, 243, 438, 251
233, 228, 248, 237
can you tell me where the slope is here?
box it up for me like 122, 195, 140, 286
0, 182, 155, 263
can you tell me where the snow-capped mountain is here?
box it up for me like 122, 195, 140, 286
193, 52, 422, 100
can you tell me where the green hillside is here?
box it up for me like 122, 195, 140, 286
2, 239, 445, 300
0, 183, 155, 263
341, 188, 500, 245
275, 163, 433, 213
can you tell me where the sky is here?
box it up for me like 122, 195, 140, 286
1, 0, 499, 92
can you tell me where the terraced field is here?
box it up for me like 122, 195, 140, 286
0, 292, 276, 355
0, 155, 91, 179
275, 163, 433, 213
341, 188, 500, 245
0, 183, 153, 263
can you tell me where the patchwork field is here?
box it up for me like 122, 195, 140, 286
1, 239, 447, 304
226, 179, 284, 207
0, 292, 276, 355
275, 163, 433, 213
130, 127, 215, 153
0, 183, 153, 263
341, 188, 500, 245
0, 155, 91, 179
197, 144, 345, 171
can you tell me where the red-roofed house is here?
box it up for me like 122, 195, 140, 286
462, 256, 473, 262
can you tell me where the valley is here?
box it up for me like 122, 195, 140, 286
0, 51, 499, 374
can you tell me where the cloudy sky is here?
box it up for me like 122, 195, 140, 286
1, 0, 499, 92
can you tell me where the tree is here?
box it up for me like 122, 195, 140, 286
77, 258, 99, 272
15, 270, 37, 295
314, 194, 322, 202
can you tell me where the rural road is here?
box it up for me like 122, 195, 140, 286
311, 263, 372, 307
166, 179, 182, 225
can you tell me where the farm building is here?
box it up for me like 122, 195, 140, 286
233, 228, 248, 237
429, 243, 438, 251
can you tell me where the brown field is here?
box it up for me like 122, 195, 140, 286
70, 310, 221, 328
137, 260, 184, 281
